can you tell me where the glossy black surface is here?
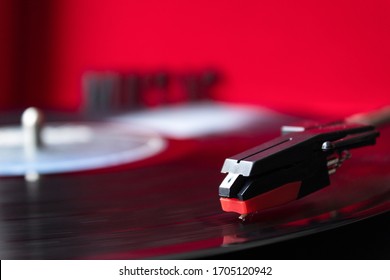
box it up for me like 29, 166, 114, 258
206, 211, 390, 259
0, 117, 389, 259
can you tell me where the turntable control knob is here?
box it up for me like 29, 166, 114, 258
21, 107, 44, 158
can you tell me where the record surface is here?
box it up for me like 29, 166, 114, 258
0, 105, 389, 259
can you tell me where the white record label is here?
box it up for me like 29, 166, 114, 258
0, 122, 166, 176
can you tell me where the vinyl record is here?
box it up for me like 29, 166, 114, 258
0, 104, 389, 259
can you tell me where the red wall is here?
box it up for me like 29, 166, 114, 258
0, 0, 12, 109
3, 0, 390, 117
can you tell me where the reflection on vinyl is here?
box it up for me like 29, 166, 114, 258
0, 103, 389, 259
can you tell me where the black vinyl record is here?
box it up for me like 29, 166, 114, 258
0, 105, 389, 259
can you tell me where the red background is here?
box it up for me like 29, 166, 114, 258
2, 0, 389, 117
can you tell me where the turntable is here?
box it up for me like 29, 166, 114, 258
0, 98, 388, 259
1, 1, 390, 259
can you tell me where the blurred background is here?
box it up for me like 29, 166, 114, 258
1, 0, 389, 117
